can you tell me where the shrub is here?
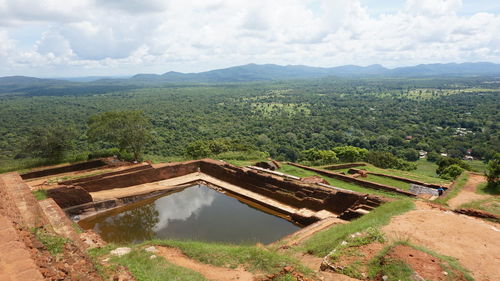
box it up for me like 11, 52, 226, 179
440, 164, 464, 180
436, 157, 470, 175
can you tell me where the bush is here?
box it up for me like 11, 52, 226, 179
485, 153, 500, 190
365, 151, 416, 171
332, 146, 368, 163
436, 157, 470, 175
300, 148, 338, 165
440, 164, 464, 180
88, 148, 121, 159
427, 151, 441, 162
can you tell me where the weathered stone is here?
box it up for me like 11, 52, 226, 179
110, 247, 131, 257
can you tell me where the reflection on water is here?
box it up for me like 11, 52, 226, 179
82, 185, 301, 244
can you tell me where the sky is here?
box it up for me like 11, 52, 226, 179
0, 0, 499, 77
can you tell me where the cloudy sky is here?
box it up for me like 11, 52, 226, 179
0, 0, 499, 77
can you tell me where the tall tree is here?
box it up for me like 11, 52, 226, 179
88, 111, 152, 161
25, 126, 76, 160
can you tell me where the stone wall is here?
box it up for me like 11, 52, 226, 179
323, 163, 366, 170
20, 159, 107, 180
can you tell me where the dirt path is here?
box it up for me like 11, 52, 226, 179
448, 174, 490, 209
382, 201, 500, 281
157, 246, 255, 281
294, 253, 361, 281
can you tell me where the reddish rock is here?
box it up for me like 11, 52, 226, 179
47, 186, 93, 208
300, 176, 329, 185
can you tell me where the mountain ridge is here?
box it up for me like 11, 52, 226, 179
1, 62, 499, 91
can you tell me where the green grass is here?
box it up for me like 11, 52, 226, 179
279, 164, 405, 198
32, 189, 48, 200
363, 174, 410, 190
363, 160, 449, 184
0, 153, 90, 174
301, 199, 415, 257
467, 160, 487, 173
32, 228, 69, 256
459, 197, 500, 216
147, 240, 311, 275
476, 182, 500, 195
434, 172, 469, 205
111, 249, 207, 281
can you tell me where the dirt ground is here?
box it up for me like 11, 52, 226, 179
447, 174, 490, 209
382, 201, 500, 281
157, 246, 255, 281
295, 253, 362, 281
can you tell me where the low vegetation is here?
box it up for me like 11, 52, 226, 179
301, 199, 415, 256
433, 172, 469, 205
147, 240, 311, 275
368, 241, 474, 281
111, 249, 206, 281
32, 228, 69, 256
32, 189, 48, 200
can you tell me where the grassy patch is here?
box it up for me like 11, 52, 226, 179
363, 160, 449, 184
147, 240, 311, 275
33, 228, 68, 256
459, 197, 500, 216
476, 182, 500, 195
32, 189, 48, 200
467, 160, 487, 173
279, 164, 405, 198
368, 241, 474, 281
434, 172, 469, 205
111, 249, 207, 281
301, 199, 414, 257
363, 174, 410, 191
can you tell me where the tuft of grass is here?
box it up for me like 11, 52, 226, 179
301, 199, 414, 257
434, 172, 469, 205
32, 189, 48, 200
32, 228, 69, 256
146, 240, 311, 275
111, 249, 207, 281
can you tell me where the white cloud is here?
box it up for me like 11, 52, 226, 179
0, 0, 498, 76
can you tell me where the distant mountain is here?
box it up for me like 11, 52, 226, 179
390, 62, 500, 76
1, 62, 499, 95
129, 62, 500, 83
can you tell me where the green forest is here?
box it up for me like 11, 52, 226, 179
0, 77, 498, 171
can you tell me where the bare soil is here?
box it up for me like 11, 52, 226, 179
385, 245, 468, 281
382, 201, 500, 281
295, 253, 362, 281
157, 246, 255, 281
448, 174, 489, 209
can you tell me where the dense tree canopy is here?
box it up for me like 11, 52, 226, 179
88, 111, 152, 161
0, 77, 498, 167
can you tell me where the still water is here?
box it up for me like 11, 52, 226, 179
79, 185, 301, 244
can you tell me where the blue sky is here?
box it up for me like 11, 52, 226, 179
0, 0, 499, 77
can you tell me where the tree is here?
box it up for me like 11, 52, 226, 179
436, 157, 470, 176
88, 111, 152, 161
185, 140, 211, 158
332, 146, 368, 163
485, 153, 499, 190
440, 164, 464, 180
300, 148, 338, 165
25, 126, 76, 160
